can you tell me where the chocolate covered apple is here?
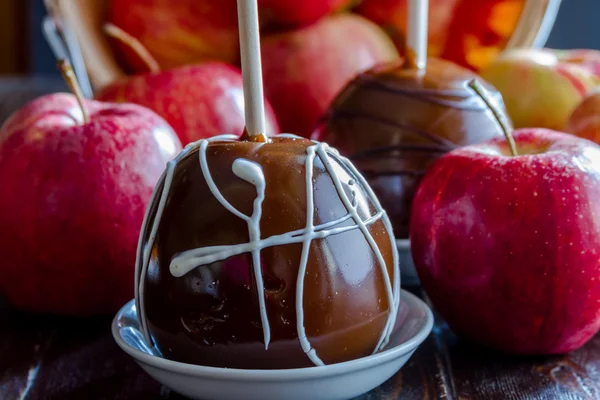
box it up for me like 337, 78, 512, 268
135, 0, 400, 370
136, 134, 400, 369
313, 0, 508, 238
313, 57, 507, 238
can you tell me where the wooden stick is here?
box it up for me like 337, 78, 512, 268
407, 0, 429, 70
237, 0, 267, 139
58, 59, 90, 124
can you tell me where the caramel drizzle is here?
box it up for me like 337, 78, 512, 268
134, 134, 240, 348
134, 134, 400, 367
321, 109, 460, 154
318, 110, 458, 178
358, 75, 495, 111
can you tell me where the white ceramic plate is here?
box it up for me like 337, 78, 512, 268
112, 289, 433, 400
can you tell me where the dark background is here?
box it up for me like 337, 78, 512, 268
1, 0, 598, 76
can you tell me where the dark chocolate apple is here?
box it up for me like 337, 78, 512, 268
135, 134, 400, 369
313, 58, 510, 238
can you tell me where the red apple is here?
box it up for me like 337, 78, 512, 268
99, 24, 279, 145
106, 0, 353, 73
259, 0, 351, 29
107, 0, 240, 72
96, 62, 280, 145
0, 91, 181, 316
441, 0, 525, 71
553, 49, 600, 80
261, 14, 399, 137
565, 88, 600, 143
358, 0, 525, 72
410, 128, 600, 354
357, 0, 459, 57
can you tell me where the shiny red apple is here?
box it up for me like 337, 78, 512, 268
411, 128, 600, 354
96, 63, 280, 145
261, 14, 399, 137
0, 92, 181, 316
100, 24, 279, 145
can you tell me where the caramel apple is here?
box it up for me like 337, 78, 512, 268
313, 57, 509, 238
135, 134, 400, 369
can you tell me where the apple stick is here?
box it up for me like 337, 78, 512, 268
469, 79, 518, 156
58, 59, 90, 124
407, 0, 429, 70
237, 0, 267, 140
103, 24, 161, 74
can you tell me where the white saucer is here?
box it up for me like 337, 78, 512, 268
112, 289, 433, 400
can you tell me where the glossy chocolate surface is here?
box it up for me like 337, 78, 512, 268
314, 58, 508, 238
138, 137, 398, 369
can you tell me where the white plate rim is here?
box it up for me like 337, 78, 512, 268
111, 289, 433, 382
396, 238, 410, 250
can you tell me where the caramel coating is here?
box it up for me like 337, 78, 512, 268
314, 58, 508, 238
138, 137, 398, 369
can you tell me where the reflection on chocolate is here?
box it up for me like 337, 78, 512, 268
135, 135, 400, 369
313, 58, 509, 238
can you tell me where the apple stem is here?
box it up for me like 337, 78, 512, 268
237, 0, 268, 141
469, 79, 518, 157
58, 60, 90, 124
103, 23, 161, 74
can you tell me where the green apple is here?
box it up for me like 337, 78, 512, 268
480, 48, 599, 130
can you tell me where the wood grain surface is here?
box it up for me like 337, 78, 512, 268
2, 286, 600, 400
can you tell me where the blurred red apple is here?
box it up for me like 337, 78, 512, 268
97, 62, 280, 145
553, 49, 600, 80
358, 0, 524, 71
565, 88, 600, 143
261, 14, 399, 137
107, 0, 354, 73
259, 0, 351, 29
442, 0, 525, 71
357, 0, 459, 57
411, 128, 600, 354
99, 24, 279, 144
0, 90, 181, 316
480, 48, 599, 130
107, 0, 240, 72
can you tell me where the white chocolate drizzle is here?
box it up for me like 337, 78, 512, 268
135, 134, 400, 365
196, 141, 271, 349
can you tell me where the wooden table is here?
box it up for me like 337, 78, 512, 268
2, 285, 599, 400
